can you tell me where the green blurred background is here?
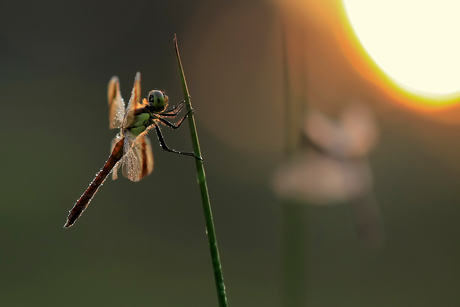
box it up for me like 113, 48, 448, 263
0, 0, 459, 306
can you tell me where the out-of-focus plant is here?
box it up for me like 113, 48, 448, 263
273, 103, 383, 247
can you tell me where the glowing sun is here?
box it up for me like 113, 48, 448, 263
343, 0, 460, 97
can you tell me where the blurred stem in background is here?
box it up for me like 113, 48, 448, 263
174, 35, 228, 307
281, 23, 309, 306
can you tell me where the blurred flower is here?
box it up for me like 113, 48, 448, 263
304, 103, 378, 159
273, 103, 383, 247
274, 152, 372, 204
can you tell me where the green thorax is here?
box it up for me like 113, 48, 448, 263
127, 90, 168, 136
129, 112, 151, 136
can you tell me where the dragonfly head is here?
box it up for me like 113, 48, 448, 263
147, 90, 168, 112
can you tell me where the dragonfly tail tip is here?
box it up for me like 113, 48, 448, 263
63, 221, 73, 229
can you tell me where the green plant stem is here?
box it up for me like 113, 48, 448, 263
174, 34, 228, 307
282, 203, 308, 306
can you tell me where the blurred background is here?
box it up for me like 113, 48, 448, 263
1, 0, 460, 306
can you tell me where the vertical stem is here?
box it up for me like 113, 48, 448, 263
174, 34, 228, 307
281, 23, 309, 307
282, 203, 308, 306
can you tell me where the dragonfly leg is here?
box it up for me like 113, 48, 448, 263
154, 124, 203, 160
161, 100, 185, 116
159, 109, 193, 130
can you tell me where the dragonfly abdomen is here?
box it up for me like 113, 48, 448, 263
64, 138, 124, 228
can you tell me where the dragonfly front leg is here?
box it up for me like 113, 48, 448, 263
159, 109, 193, 130
154, 124, 202, 160
161, 100, 185, 116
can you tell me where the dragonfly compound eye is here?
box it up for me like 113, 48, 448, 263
148, 90, 167, 112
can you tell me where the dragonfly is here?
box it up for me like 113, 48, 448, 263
64, 72, 200, 228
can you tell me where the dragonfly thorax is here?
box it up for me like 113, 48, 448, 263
147, 90, 168, 113
129, 112, 151, 136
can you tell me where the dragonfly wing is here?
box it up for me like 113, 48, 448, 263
121, 130, 154, 182
111, 134, 124, 180
136, 126, 155, 179
138, 135, 154, 179
122, 72, 145, 129
121, 130, 142, 182
108, 76, 125, 129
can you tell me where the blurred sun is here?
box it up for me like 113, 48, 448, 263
343, 0, 460, 97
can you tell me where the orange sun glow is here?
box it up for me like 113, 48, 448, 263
339, 0, 460, 111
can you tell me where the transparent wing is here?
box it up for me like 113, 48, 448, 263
137, 135, 154, 179
122, 72, 145, 129
110, 133, 124, 180
108, 76, 125, 129
121, 130, 140, 181
121, 130, 154, 182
